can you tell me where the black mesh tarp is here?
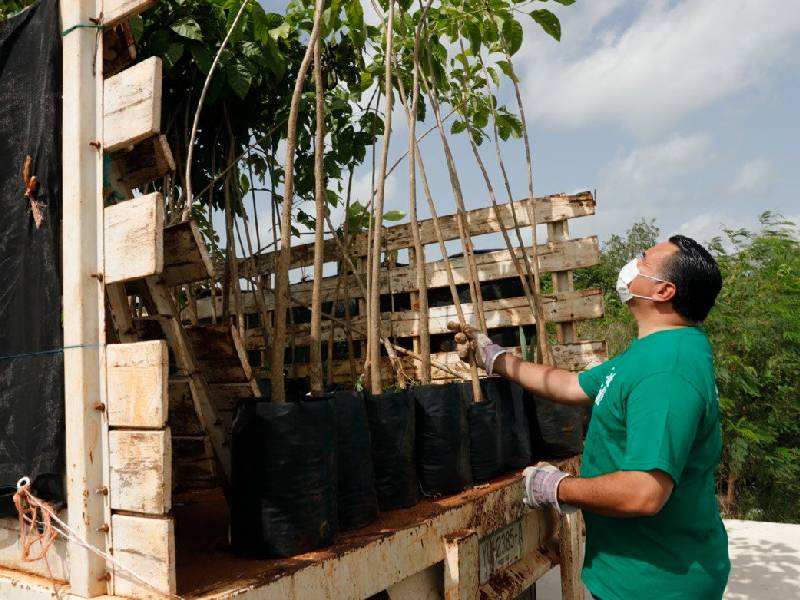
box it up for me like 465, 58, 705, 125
0, 0, 64, 512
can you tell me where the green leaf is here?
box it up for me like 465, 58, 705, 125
553, 0, 576, 5
502, 18, 524, 54
326, 189, 339, 208
530, 9, 561, 41
240, 174, 250, 194
465, 20, 482, 52
190, 44, 213, 74
171, 17, 203, 41
451, 120, 467, 135
383, 210, 405, 222
270, 23, 291, 40
129, 15, 143, 42
226, 60, 252, 99
345, 0, 365, 46
164, 42, 184, 70
496, 59, 518, 82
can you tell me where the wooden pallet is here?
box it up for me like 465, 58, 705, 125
196, 192, 608, 386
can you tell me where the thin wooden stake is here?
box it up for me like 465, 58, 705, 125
367, 0, 396, 394
270, 0, 324, 402
309, 31, 326, 396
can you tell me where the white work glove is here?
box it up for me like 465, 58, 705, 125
522, 462, 576, 514
447, 321, 507, 376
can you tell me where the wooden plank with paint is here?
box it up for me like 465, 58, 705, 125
110, 514, 176, 599
104, 192, 164, 284
162, 220, 214, 286
104, 57, 162, 152
261, 340, 606, 385
239, 192, 596, 276
207, 236, 600, 316
106, 340, 168, 428
109, 429, 172, 515
104, 0, 157, 27
144, 277, 231, 484
110, 134, 175, 192
250, 289, 603, 345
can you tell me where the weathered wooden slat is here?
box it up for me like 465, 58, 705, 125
428, 341, 608, 379
111, 134, 175, 192
549, 220, 577, 344
109, 429, 171, 515
162, 220, 214, 286
245, 289, 603, 347
107, 340, 168, 428
199, 237, 600, 319
111, 514, 175, 599
265, 340, 607, 384
104, 57, 162, 152
104, 0, 157, 27
104, 193, 164, 284
239, 192, 595, 276
144, 277, 231, 484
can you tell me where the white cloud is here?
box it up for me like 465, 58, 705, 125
731, 158, 776, 195
606, 132, 713, 186
519, 0, 800, 137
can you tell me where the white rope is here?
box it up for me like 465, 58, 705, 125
15, 478, 182, 600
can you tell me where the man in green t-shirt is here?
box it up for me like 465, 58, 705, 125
451, 235, 730, 599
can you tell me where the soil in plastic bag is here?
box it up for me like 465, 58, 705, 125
333, 391, 379, 530
457, 383, 504, 482
365, 390, 418, 510
482, 378, 532, 469
412, 383, 471, 496
526, 394, 584, 458
230, 398, 338, 558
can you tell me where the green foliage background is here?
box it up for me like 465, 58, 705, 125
576, 214, 800, 523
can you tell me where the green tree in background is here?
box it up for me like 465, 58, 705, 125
705, 213, 800, 522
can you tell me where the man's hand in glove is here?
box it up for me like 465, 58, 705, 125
522, 462, 576, 514
447, 322, 507, 376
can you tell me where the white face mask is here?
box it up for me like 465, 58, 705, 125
616, 257, 670, 304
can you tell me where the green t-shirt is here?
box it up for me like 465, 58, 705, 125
577, 327, 730, 600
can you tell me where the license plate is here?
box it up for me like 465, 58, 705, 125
479, 519, 523, 584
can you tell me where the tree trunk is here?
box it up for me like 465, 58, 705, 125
367, 0, 396, 394
270, 0, 324, 403
309, 31, 326, 396
406, 18, 431, 384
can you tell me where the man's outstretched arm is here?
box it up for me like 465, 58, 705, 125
493, 353, 591, 407
448, 321, 591, 407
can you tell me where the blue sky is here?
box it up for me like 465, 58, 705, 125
244, 0, 800, 270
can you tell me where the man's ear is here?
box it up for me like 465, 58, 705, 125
654, 281, 677, 302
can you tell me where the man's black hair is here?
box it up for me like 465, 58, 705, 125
663, 235, 723, 322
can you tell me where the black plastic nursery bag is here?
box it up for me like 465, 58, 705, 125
484, 378, 532, 469
412, 383, 471, 496
333, 391, 379, 530
365, 390, 418, 510
527, 394, 584, 458
458, 383, 504, 482
230, 398, 338, 558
